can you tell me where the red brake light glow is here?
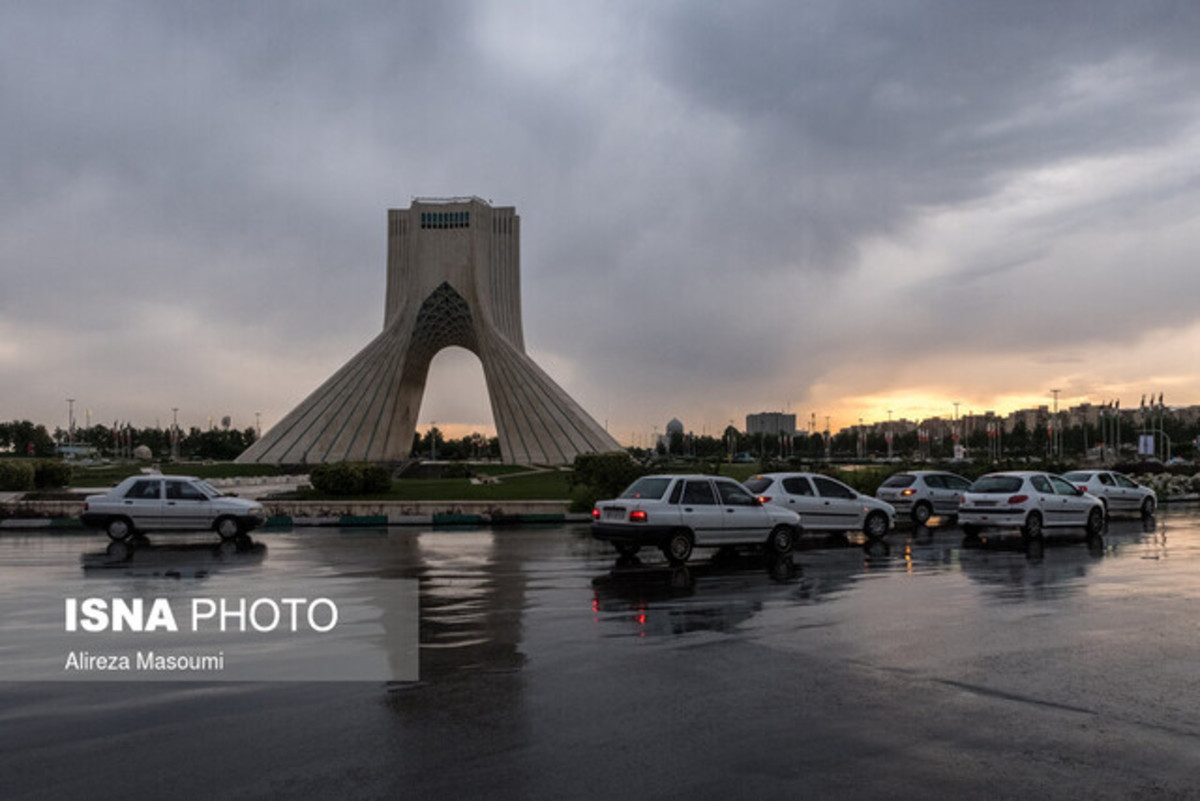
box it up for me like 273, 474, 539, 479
901, 488, 916, 496
757, 496, 772, 504
1007, 494, 1029, 505
591, 508, 600, 520
629, 510, 648, 523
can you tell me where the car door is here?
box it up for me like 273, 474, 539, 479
778, 476, 826, 527
811, 476, 863, 531
1049, 474, 1092, 526
121, 478, 164, 529
679, 479, 726, 545
1028, 474, 1065, 525
941, 475, 972, 515
163, 478, 211, 530
1094, 472, 1125, 510
714, 479, 771, 543
1111, 473, 1142, 511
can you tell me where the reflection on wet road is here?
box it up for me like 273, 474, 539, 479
3, 508, 1200, 798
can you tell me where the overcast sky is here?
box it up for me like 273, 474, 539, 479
4, 1, 1200, 443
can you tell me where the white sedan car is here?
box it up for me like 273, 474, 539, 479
591, 474, 801, 564
744, 472, 895, 538
875, 470, 973, 525
958, 471, 1105, 539
81, 475, 266, 541
1061, 470, 1157, 518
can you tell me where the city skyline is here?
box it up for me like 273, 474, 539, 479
5, 3, 1200, 449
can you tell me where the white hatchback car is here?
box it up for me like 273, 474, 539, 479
958, 471, 1105, 539
591, 474, 802, 564
875, 470, 973, 525
744, 473, 895, 538
1061, 470, 1157, 518
81, 475, 266, 541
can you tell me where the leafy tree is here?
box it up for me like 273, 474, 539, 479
568, 451, 645, 511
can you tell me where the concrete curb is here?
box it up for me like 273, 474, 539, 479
1, 512, 592, 531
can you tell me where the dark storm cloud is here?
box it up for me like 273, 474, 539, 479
3, 0, 1200, 431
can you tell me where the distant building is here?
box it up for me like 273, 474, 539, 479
746, 412, 796, 437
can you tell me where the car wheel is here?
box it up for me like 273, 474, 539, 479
106, 517, 133, 542
1141, 497, 1156, 518
1086, 506, 1105, 537
767, 525, 795, 555
216, 516, 242, 540
911, 502, 932, 526
662, 530, 693, 565
863, 512, 888, 539
1021, 511, 1043, 540
615, 542, 641, 557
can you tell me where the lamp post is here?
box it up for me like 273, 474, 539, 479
66, 398, 75, 453
887, 409, 893, 460
1050, 389, 1060, 458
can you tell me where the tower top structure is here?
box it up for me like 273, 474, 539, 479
238, 199, 619, 465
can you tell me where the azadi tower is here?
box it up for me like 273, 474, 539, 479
237, 197, 621, 465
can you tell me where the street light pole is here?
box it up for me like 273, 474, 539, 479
66, 398, 75, 453
1050, 389, 1060, 458
887, 409, 893, 460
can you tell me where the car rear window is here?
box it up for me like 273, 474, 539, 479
1061, 472, 1091, 482
880, 474, 915, 488
969, 475, 1024, 494
744, 477, 772, 493
619, 477, 672, 500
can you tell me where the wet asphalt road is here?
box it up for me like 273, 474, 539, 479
3, 509, 1200, 800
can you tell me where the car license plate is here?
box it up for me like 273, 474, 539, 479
603, 508, 625, 520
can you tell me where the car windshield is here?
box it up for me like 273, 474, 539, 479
969, 475, 1024, 494
880, 474, 915, 488
743, 477, 772, 493
196, 480, 223, 498
619, 477, 672, 500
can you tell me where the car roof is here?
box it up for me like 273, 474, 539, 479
640, 474, 728, 480
118, 474, 201, 484
750, 472, 823, 479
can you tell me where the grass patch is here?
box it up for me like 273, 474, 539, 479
70, 462, 283, 488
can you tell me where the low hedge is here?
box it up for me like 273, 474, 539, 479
0, 461, 36, 491
34, 460, 73, 489
309, 462, 394, 495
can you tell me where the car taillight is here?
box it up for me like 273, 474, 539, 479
901, 489, 916, 496
1007, 494, 1029, 504
757, 496, 772, 504
1078, 485, 1089, 493
591, 508, 600, 520
629, 510, 648, 523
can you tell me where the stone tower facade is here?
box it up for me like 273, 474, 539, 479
237, 197, 620, 465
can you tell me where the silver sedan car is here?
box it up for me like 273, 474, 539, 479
1061, 470, 1157, 518
875, 470, 973, 525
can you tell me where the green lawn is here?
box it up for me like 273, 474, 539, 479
69, 462, 283, 487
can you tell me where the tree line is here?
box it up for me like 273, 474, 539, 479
0, 420, 257, 462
